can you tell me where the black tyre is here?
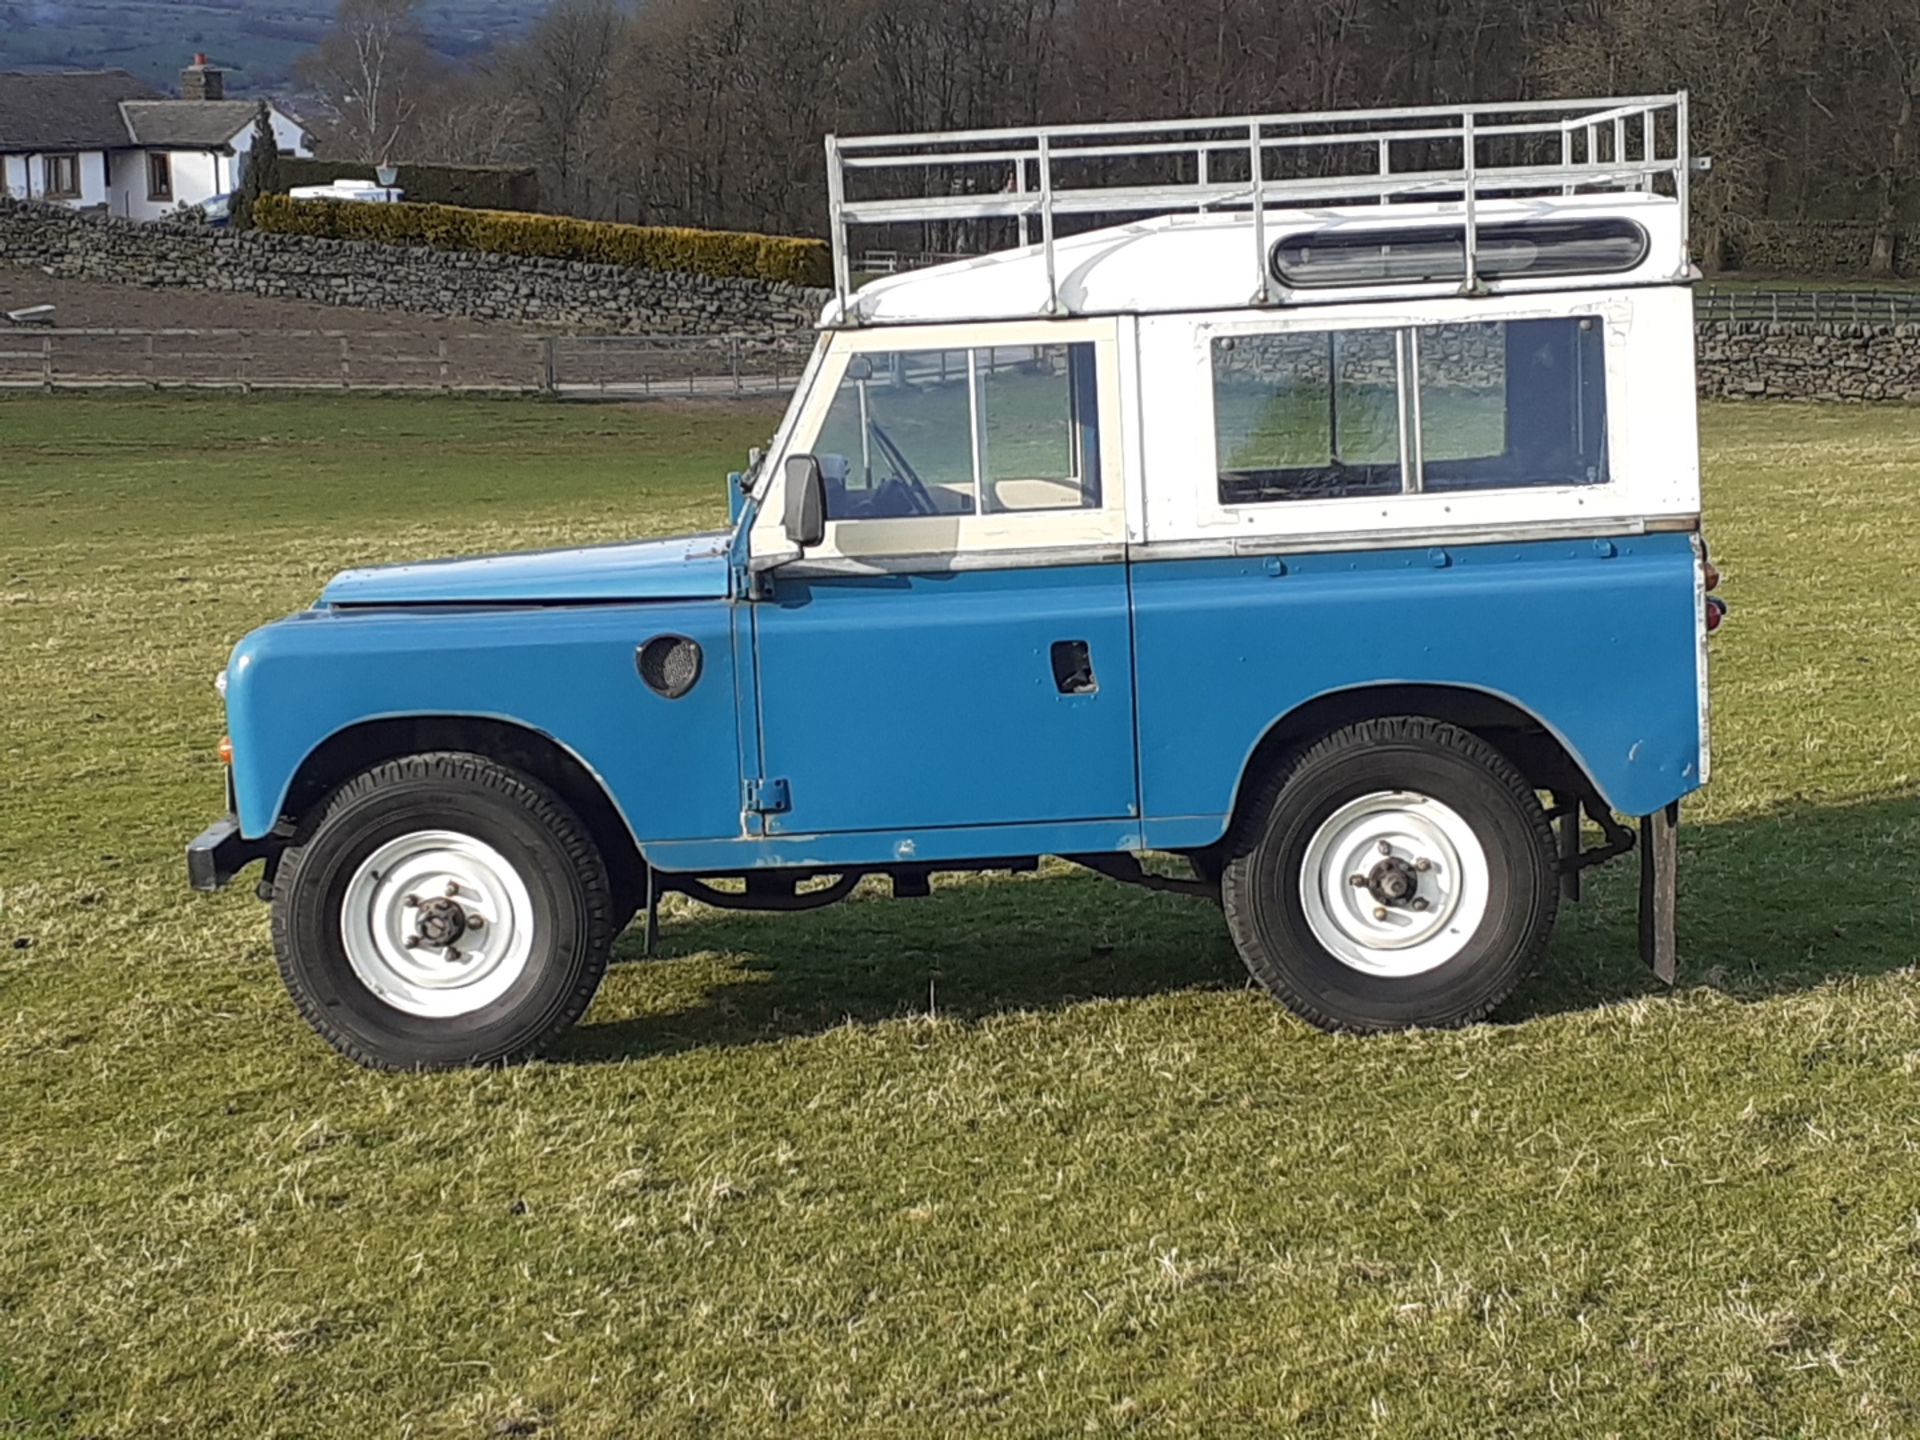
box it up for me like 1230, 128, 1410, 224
1220, 717, 1557, 1031
271, 752, 614, 1070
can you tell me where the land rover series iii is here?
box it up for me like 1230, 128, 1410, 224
190, 95, 1720, 1068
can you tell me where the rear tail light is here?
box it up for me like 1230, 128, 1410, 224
1705, 596, 1727, 633
1703, 559, 1720, 591
218, 736, 234, 766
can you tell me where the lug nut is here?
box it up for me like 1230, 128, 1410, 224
1411, 897, 1430, 912
403, 894, 420, 908
1377, 840, 1392, 856
445, 946, 461, 962
466, 913, 485, 930
1349, 874, 1368, 888
1372, 906, 1387, 920
1415, 858, 1432, 873
445, 881, 461, 898
404, 934, 423, 949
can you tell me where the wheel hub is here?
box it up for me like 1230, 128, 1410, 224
339, 829, 536, 1019
1301, 791, 1491, 978
412, 896, 469, 949
1365, 855, 1420, 906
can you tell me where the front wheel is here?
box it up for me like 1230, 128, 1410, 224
271, 753, 614, 1070
1221, 718, 1557, 1031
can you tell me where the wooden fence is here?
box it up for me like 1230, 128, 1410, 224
0, 328, 813, 397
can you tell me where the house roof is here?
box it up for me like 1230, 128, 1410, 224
0, 70, 161, 151
121, 99, 261, 148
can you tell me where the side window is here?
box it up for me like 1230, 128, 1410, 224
1213, 329, 1403, 503
1212, 316, 1607, 504
814, 350, 976, 517
813, 343, 1100, 521
1418, 318, 1608, 491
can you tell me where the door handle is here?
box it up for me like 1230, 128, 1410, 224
1050, 640, 1097, 695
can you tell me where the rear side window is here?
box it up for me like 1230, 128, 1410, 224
1212, 316, 1608, 504
1213, 329, 1404, 503
1272, 220, 1648, 289
1417, 319, 1607, 492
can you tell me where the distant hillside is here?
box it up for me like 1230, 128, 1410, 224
0, 0, 548, 92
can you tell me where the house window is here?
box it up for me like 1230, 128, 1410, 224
147, 153, 172, 202
43, 153, 80, 198
1211, 316, 1608, 503
812, 344, 1101, 520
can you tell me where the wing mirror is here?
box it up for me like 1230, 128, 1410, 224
783, 454, 826, 549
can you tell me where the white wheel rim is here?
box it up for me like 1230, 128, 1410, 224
339, 830, 537, 1019
1299, 790, 1489, 978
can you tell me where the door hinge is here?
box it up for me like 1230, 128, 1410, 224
745, 777, 791, 815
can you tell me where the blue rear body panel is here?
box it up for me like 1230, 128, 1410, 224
224, 530, 1703, 870
1130, 533, 1702, 838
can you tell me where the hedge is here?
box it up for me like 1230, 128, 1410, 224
275, 159, 540, 213
253, 195, 831, 287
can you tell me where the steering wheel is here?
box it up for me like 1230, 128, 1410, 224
868, 421, 939, 516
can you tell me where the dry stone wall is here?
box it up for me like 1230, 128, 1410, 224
9, 201, 1920, 400
1695, 322, 1920, 401
0, 199, 827, 338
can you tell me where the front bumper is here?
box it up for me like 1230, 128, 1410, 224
187, 815, 273, 893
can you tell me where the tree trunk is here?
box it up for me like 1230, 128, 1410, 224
1871, 78, 1914, 278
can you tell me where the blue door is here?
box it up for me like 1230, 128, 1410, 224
752, 562, 1137, 835
751, 333, 1136, 836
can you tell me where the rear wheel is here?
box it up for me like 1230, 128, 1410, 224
271, 752, 614, 1070
1221, 718, 1557, 1031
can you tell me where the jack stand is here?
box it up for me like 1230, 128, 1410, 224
1638, 802, 1679, 984
642, 865, 660, 960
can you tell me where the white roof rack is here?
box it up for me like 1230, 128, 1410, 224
825, 93, 1693, 318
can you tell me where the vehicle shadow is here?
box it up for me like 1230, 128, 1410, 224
553, 794, 1920, 1064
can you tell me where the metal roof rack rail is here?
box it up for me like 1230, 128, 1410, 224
825, 93, 1694, 316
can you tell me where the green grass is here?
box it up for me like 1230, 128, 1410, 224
6, 392, 1920, 1436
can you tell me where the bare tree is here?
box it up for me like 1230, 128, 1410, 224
300, 0, 437, 165
1820, 3, 1920, 275
372, 0, 1919, 274
496, 0, 623, 215
407, 67, 534, 170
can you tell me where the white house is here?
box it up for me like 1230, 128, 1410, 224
0, 57, 310, 221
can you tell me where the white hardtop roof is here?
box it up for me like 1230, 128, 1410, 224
828, 190, 1686, 327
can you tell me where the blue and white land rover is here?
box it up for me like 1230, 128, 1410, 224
190, 95, 1721, 1068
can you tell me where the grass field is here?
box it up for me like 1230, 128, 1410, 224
5, 393, 1920, 1436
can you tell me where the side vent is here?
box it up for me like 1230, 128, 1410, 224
636, 634, 703, 699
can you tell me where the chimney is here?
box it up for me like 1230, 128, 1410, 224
181, 53, 225, 103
